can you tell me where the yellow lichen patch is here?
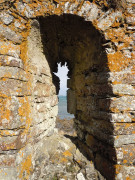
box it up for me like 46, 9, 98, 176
132, 118, 135, 122
110, 107, 120, 113
18, 98, 27, 122
124, 124, 131, 129
107, 52, 131, 72
106, 28, 125, 43
115, 165, 121, 174
0, 107, 10, 124
19, 154, 33, 180
54, 6, 63, 15
114, 126, 121, 131
3, 72, 12, 79
19, 151, 24, 158
20, 40, 28, 65
123, 159, 127, 164
60, 157, 68, 163
0, 96, 11, 126
0, 130, 16, 136
112, 80, 122, 85
0, 41, 20, 56
111, 20, 121, 28
18, 96, 32, 135
1, 77, 8, 81
77, 0, 84, 11
115, 135, 119, 140
123, 150, 128, 155
20, 20, 31, 65
126, 177, 131, 180
63, 150, 72, 157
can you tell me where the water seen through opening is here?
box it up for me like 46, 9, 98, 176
55, 63, 74, 119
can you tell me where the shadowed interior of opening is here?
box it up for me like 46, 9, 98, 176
37, 14, 117, 179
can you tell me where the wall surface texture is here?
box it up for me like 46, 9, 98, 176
0, 0, 135, 179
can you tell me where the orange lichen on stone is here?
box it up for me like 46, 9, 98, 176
112, 80, 122, 85
93, 0, 109, 7
19, 151, 24, 158
126, 177, 132, 180
0, 142, 16, 151
18, 96, 32, 135
110, 107, 120, 113
0, 41, 20, 56
106, 28, 132, 50
123, 150, 128, 155
125, 124, 132, 129
0, 0, 134, 179
54, 7, 63, 15
20, 38, 28, 64
19, 154, 33, 180
0, 96, 11, 126
60, 157, 68, 163
0, 130, 16, 136
63, 150, 72, 157
123, 159, 127, 164
107, 52, 131, 72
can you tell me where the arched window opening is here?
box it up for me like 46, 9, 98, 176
54, 63, 75, 135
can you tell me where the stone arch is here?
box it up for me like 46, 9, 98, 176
37, 14, 114, 178
0, 0, 135, 179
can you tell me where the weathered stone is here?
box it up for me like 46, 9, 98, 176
110, 112, 135, 123
85, 118, 135, 136
95, 71, 135, 85
116, 144, 135, 165
85, 3, 100, 21
15, 2, 34, 18
126, 16, 135, 24
127, 6, 135, 15
0, 168, 17, 180
33, 83, 55, 97
115, 165, 135, 180
114, 134, 135, 147
0, 12, 14, 25
0, 79, 31, 96
34, 95, 58, 107
0, 42, 20, 58
67, 89, 76, 114
0, 154, 15, 167
14, 20, 26, 30
0, 0, 135, 179
0, 66, 28, 81
97, 11, 122, 31
0, 56, 24, 69
32, 103, 58, 125
84, 110, 134, 123
0, 25, 22, 44
98, 96, 135, 112
76, 172, 85, 180
31, 118, 55, 137
127, 0, 135, 3
0, 136, 17, 151
0, 96, 32, 129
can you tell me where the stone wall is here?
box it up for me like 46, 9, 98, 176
0, 0, 135, 179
